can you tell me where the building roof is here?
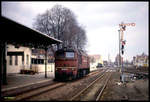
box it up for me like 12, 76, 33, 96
1, 16, 62, 48
89, 55, 101, 60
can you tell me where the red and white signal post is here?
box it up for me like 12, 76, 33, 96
118, 22, 135, 83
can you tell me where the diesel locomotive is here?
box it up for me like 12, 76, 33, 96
55, 48, 90, 80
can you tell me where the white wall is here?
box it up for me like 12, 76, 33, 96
90, 63, 97, 71
31, 63, 54, 72
7, 44, 32, 73
31, 63, 55, 77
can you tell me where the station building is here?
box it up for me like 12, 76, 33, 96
133, 53, 149, 68
6, 44, 31, 74
31, 49, 55, 73
89, 54, 103, 71
6, 44, 55, 74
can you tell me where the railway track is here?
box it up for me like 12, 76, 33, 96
96, 72, 112, 101
27, 69, 107, 101
124, 70, 148, 76
124, 67, 148, 74
88, 69, 105, 76
10, 82, 66, 100
3, 69, 104, 101
70, 69, 112, 101
3, 69, 107, 101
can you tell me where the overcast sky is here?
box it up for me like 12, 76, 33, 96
2, 1, 149, 62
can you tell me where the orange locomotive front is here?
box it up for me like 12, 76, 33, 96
55, 48, 90, 80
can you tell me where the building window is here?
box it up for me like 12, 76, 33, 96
22, 55, 24, 65
31, 58, 34, 64
15, 56, 18, 65
26, 54, 29, 65
9, 56, 12, 65
31, 58, 44, 64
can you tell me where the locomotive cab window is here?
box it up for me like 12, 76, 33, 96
56, 52, 65, 58
66, 52, 74, 58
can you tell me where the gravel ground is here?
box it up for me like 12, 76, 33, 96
101, 71, 149, 101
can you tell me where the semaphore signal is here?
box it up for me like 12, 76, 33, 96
118, 21, 135, 83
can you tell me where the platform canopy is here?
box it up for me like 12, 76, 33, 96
1, 16, 62, 85
1, 16, 62, 48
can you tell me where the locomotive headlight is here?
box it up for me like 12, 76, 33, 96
56, 68, 58, 70
62, 68, 67, 70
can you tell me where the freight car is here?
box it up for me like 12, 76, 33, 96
55, 48, 90, 80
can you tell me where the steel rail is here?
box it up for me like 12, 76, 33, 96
88, 69, 104, 76
96, 72, 112, 101
12, 82, 66, 100
70, 69, 108, 101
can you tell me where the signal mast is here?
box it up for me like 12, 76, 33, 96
118, 22, 135, 83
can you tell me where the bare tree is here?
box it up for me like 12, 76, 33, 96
33, 4, 87, 52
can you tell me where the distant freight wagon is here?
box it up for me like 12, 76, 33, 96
55, 48, 90, 80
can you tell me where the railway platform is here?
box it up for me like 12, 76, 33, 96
1, 72, 54, 97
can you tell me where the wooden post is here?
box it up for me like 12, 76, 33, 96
1, 41, 7, 85
45, 47, 48, 78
